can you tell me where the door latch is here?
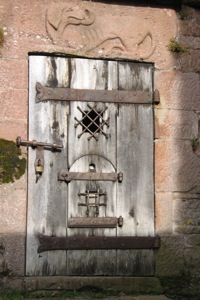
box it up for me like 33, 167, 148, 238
16, 136, 63, 182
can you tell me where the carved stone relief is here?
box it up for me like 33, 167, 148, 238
46, 3, 156, 59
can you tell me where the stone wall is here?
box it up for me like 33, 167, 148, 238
0, 0, 200, 296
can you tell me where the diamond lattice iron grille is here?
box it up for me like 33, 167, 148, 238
74, 104, 109, 140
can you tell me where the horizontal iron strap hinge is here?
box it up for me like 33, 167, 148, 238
36, 82, 154, 104
37, 235, 160, 253
68, 217, 123, 228
58, 171, 123, 183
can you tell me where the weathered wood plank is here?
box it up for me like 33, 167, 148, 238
27, 56, 68, 275
118, 62, 153, 92
67, 155, 117, 275
67, 58, 117, 275
67, 249, 117, 276
117, 250, 155, 276
68, 59, 117, 168
116, 63, 154, 275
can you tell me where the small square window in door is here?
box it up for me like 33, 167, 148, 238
74, 104, 109, 140
78, 185, 107, 217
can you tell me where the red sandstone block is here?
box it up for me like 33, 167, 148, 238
0, 119, 27, 141
155, 192, 173, 234
155, 70, 200, 111
181, 50, 200, 73
155, 139, 200, 193
0, 59, 28, 90
0, 89, 27, 120
0, 188, 26, 234
155, 109, 198, 139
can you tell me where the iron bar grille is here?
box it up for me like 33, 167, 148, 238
74, 104, 109, 140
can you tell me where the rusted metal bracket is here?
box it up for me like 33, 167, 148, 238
16, 136, 63, 182
78, 187, 107, 217
37, 235, 160, 253
75, 104, 109, 141
153, 90, 160, 105
36, 82, 153, 104
16, 136, 63, 150
58, 171, 123, 183
68, 217, 122, 228
34, 146, 44, 182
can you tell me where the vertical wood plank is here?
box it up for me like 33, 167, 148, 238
27, 56, 69, 275
68, 58, 117, 168
67, 156, 117, 275
116, 105, 154, 237
67, 58, 118, 275
116, 62, 154, 276
118, 62, 153, 92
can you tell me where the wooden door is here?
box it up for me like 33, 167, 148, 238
27, 55, 156, 276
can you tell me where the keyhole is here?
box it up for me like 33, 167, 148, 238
89, 163, 96, 172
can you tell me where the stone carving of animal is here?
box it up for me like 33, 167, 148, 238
46, 4, 156, 59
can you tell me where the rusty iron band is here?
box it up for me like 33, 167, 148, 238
37, 235, 160, 253
36, 82, 153, 104
68, 217, 119, 228
58, 171, 123, 183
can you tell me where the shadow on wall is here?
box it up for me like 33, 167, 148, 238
155, 5, 200, 297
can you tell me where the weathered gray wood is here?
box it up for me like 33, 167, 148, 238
28, 56, 155, 276
116, 105, 154, 237
27, 56, 69, 275
68, 59, 117, 168
117, 250, 155, 276
67, 249, 117, 276
67, 58, 118, 275
118, 62, 153, 92
116, 64, 154, 275
67, 155, 117, 275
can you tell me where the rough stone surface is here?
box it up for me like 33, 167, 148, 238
23, 277, 163, 294
0, 276, 24, 291
155, 109, 198, 140
155, 71, 200, 110
23, 297, 171, 300
155, 235, 185, 277
155, 193, 173, 234
0, 89, 28, 120
155, 139, 200, 193
0, 59, 28, 89
179, 6, 200, 36
0, 119, 27, 141
173, 195, 200, 234
181, 50, 200, 72
0, 178, 26, 276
